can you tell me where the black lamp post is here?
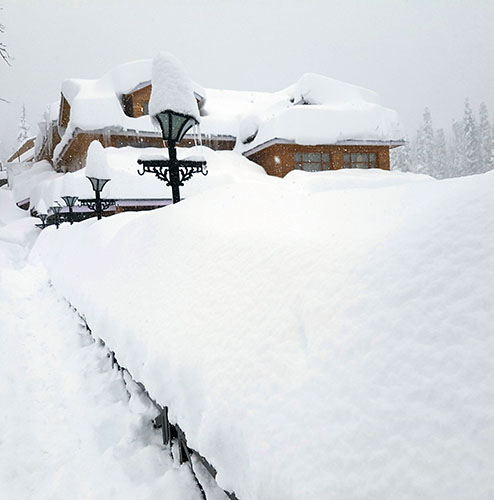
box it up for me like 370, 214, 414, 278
61, 195, 79, 224
35, 213, 48, 230
85, 176, 110, 220
50, 204, 62, 229
137, 110, 207, 204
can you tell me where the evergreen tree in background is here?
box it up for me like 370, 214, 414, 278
434, 128, 448, 178
452, 119, 466, 176
414, 107, 435, 175
479, 102, 493, 173
16, 104, 30, 145
391, 102, 494, 179
390, 138, 412, 173
463, 99, 480, 176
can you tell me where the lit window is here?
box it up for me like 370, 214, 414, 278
343, 152, 377, 169
294, 152, 331, 171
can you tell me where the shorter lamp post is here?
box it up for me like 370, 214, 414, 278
137, 110, 207, 203
35, 212, 48, 230
49, 204, 62, 229
83, 176, 111, 220
61, 195, 79, 225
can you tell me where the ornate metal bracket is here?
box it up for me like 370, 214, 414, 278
137, 159, 208, 187
79, 198, 116, 212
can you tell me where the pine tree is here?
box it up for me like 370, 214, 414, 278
390, 139, 412, 172
415, 107, 435, 175
434, 128, 448, 178
16, 104, 29, 145
479, 102, 493, 173
463, 99, 480, 176
451, 119, 465, 177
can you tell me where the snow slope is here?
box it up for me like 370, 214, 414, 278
34, 168, 494, 499
0, 195, 228, 500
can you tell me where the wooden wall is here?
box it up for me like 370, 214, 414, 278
59, 95, 71, 128
246, 143, 390, 177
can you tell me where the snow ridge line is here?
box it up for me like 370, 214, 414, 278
59, 294, 240, 500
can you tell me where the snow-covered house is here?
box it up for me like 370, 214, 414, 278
35, 59, 404, 176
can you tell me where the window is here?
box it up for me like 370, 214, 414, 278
142, 102, 149, 115
122, 95, 133, 117
343, 152, 377, 169
294, 152, 331, 171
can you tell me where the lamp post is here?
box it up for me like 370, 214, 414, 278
137, 110, 207, 204
49, 204, 62, 228
35, 213, 48, 230
86, 176, 110, 220
61, 195, 79, 224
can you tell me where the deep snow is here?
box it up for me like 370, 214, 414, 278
0, 189, 227, 500
32, 167, 494, 499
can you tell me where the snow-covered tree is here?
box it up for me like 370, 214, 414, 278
414, 107, 435, 174
463, 99, 480, 176
451, 119, 466, 177
390, 138, 412, 172
16, 104, 29, 145
433, 128, 449, 178
479, 102, 493, 173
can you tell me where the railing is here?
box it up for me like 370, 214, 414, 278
67, 300, 239, 500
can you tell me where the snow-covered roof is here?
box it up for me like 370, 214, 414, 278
7, 136, 36, 164
57, 59, 404, 158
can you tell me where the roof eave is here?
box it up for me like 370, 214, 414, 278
243, 138, 406, 156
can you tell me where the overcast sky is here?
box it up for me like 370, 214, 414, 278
1, 0, 493, 157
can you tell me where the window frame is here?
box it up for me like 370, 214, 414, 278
343, 152, 378, 169
293, 151, 332, 172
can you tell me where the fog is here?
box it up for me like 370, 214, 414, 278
1, 0, 493, 157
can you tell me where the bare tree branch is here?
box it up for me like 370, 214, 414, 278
0, 8, 11, 66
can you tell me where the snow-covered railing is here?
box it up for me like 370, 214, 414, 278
68, 300, 239, 500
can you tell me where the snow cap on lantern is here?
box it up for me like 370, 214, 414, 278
149, 53, 200, 142
36, 199, 48, 215
85, 141, 111, 179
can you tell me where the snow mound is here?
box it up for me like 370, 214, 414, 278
34, 169, 494, 499
149, 52, 200, 123
290, 72, 380, 106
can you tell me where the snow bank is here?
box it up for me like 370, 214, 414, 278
0, 242, 220, 499
34, 169, 494, 499
149, 53, 200, 123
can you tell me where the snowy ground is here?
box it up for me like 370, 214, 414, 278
33, 167, 494, 499
0, 189, 224, 500
2, 162, 494, 499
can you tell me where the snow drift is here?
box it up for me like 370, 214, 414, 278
33, 168, 494, 499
